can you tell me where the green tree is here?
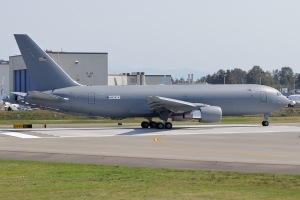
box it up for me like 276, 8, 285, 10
205, 69, 227, 84
226, 68, 247, 84
295, 73, 300, 90
278, 67, 294, 90
261, 71, 276, 87
173, 77, 188, 84
246, 66, 264, 84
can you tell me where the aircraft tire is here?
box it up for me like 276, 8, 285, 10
262, 121, 269, 126
149, 121, 157, 128
141, 121, 149, 128
156, 122, 164, 129
165, 122, 172, 129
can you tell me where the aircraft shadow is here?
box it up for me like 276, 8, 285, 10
118, 128, 170, 136
118, 124, 258, 136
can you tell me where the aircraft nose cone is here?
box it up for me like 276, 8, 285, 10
281, 96, 290, 107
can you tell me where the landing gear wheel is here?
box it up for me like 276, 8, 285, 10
149, 121, 157, 128
262, 121, 269, 126
165, 122, 172, 129
141, 121, 149, 128
156, 122, 164, 129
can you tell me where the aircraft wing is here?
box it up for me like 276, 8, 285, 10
146, 96, 208, 113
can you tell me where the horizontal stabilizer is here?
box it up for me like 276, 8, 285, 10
11, 92, 27, 97
28, 91, 69, 101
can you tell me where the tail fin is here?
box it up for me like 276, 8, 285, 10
14, 34, 80, 91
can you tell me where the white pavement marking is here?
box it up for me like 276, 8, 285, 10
0, 131, 41, 139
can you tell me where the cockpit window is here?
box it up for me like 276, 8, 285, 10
277, 92, 283, 96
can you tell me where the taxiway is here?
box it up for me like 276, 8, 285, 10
0, 124, 300, 174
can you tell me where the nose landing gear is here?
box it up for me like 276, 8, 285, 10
262, 113, 270, 126
262, 121, 269, 126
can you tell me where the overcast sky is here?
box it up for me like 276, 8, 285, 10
1, 0, 300, 78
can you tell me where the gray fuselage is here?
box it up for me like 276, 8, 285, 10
26, 84, 289, 119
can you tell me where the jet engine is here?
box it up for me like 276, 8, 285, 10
172, 106, 222, 123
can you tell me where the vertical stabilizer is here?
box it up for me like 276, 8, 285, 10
14, 34, 80, 91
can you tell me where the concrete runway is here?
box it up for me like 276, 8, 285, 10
0, 124, 300, 174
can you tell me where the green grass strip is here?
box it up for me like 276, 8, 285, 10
0, 160, 299, 200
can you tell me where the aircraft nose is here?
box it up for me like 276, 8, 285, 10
281, 96, 290, 107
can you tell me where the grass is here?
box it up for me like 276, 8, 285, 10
0, 160, 299, 200
0, 109, 300, 199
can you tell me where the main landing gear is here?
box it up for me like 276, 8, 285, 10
141, 121, 173, 129
262, 113, 270, 126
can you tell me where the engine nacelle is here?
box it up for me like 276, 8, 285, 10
172, 106, 222, 123
199, 106, 222, 122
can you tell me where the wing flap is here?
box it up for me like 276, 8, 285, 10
146, 96, 198, 113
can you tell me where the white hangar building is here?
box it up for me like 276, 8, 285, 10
108, 72, 172, 85
0, 60, 9, 98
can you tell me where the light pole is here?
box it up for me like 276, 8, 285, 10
223, 74, 227, 85
294, 75, 296, 94
259, 76, 262, 85
259, 71, 263, 85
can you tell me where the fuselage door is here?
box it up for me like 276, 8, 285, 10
260, 91, 267, 102
88, 92, 95, 104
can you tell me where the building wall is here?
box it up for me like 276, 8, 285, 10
0, 60, 9, 98
47, 52, 107, 85
145, 75, 172, 85
108, 72, 172, 85
108, 74, 129, 85
8, 56, 25, 94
